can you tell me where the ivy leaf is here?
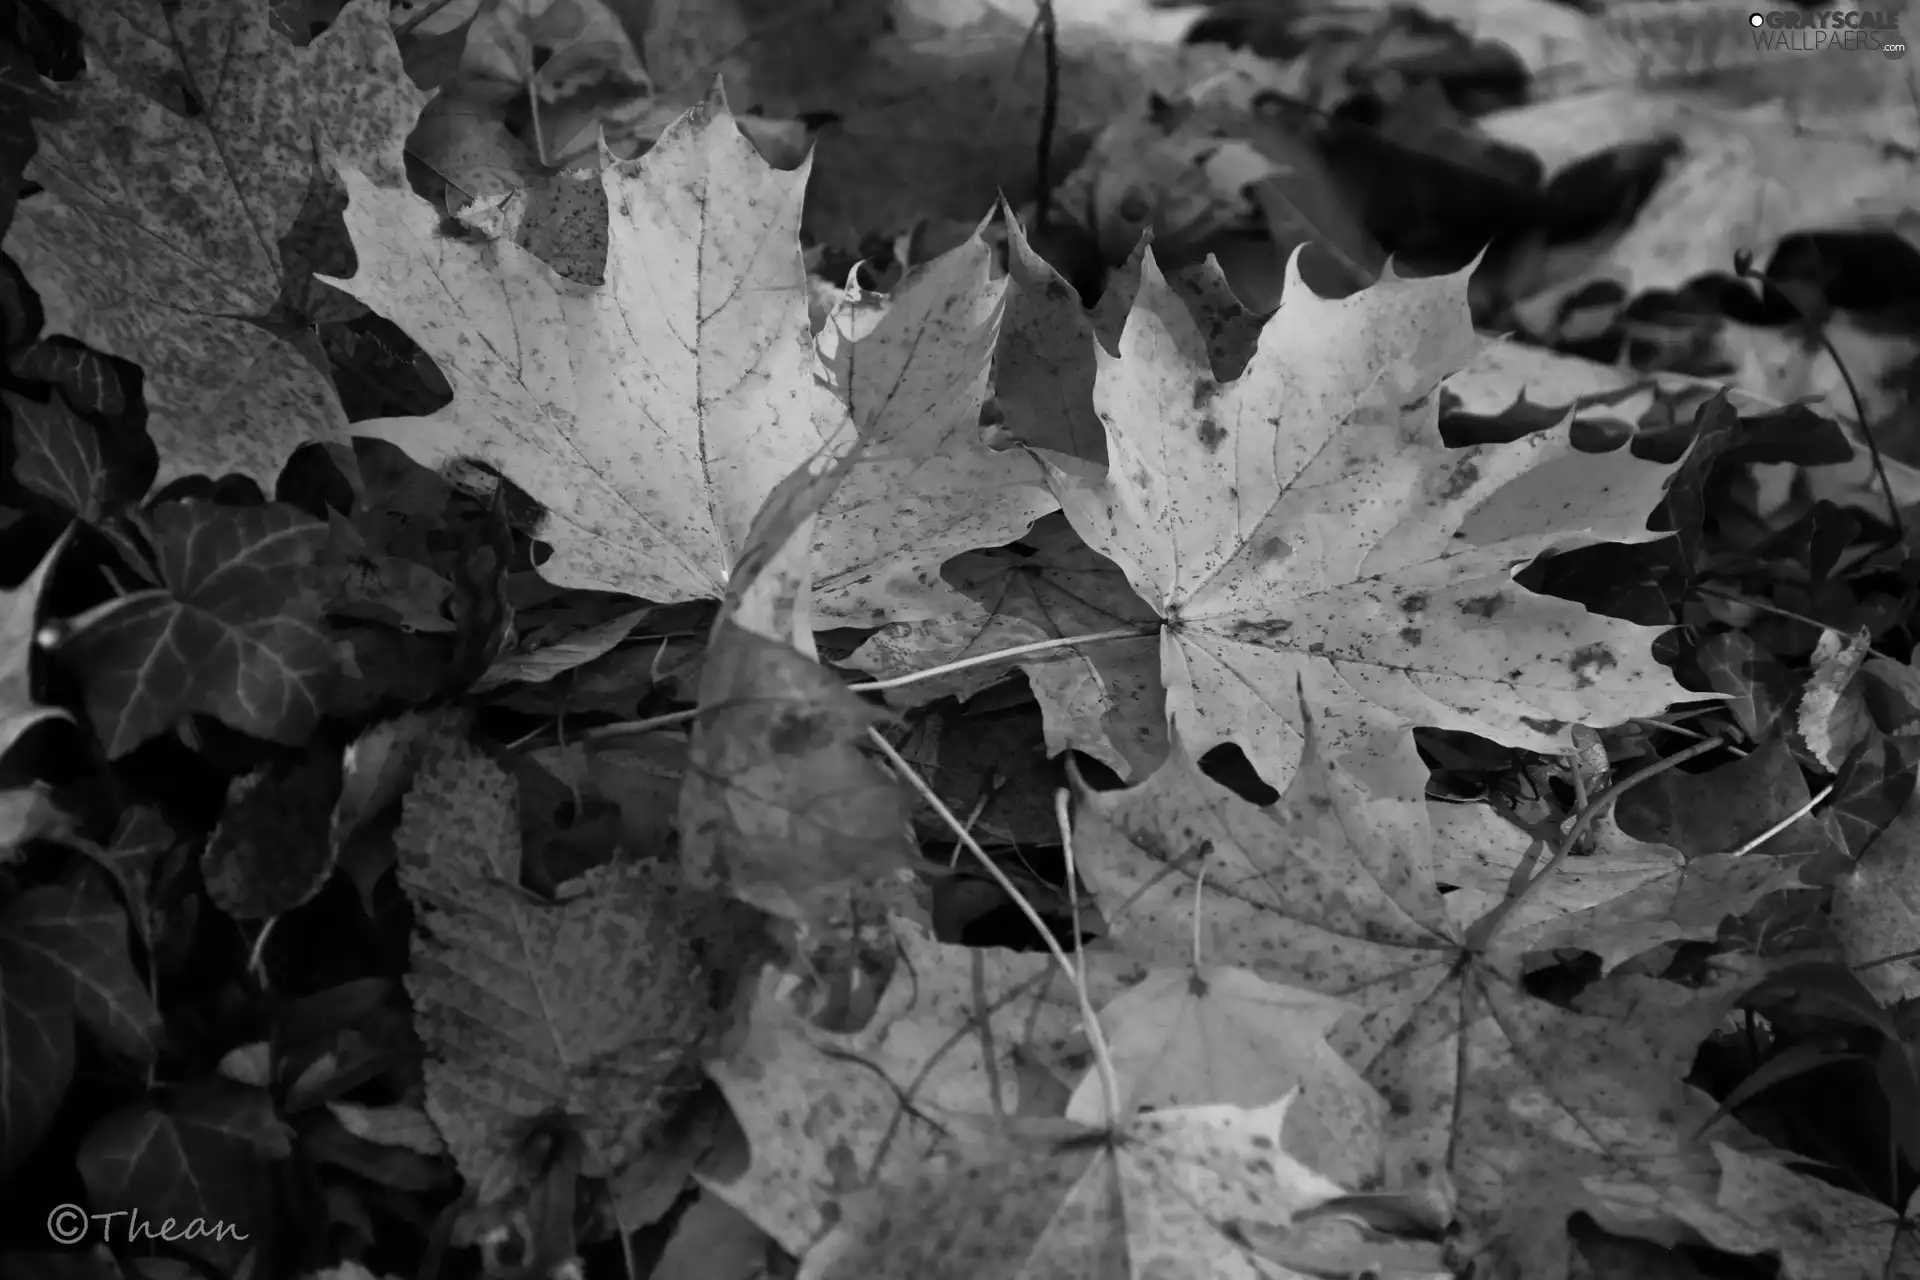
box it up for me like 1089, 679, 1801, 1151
6, 389, 111, 521
59, 501, 334, 757
0, 525, 72, 766
0, 870, 162, 1176
76, 1081, 288, 1274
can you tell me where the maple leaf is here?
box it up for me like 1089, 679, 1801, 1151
803, 1094, 1355, 1280
3, 0, 426, 490
57, 501, 335, 758
1072, 709, 1745, 1278
676, 412, 921, 935
1673, 1143, 1920, 1279
808, 229, 1057, 626
324, 85, 1050, 623
1428, 802, 1804, 972
0, 526, 73, 767
0, 869, 163, 1177
393, 731, 725, 1195
703, 915, 1133, 1256
1042, 250, 1693, 796
1062, 966, 1387, 1189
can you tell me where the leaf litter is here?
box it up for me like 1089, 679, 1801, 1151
4, 0, 1920, 1277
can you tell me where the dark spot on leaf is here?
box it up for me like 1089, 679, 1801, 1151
768, 709, 829, 755
1566, 643, 1618, 689
1400, 593, 1427, 615
1195, 415, 1226, 453
1044, 278, 1073, 303
1193, 380, 1219, 409
1228, 618, 1293, 641
1519, 716, 1565, 736
1457, 594, 1504, 619
1439, 459, 1480, 501
1130, 467, 1151, 491
1307, 641, 1326, 656
1399, 626, 1422, 646
1188, 971, 1210, 997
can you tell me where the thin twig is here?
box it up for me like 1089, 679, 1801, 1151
1693, 583, 1902, 662
865, 729, 1086, 998
1730, 784, 1832, 857
1032, 0, 1060, 234
846, 625, 1154, 695
1056, 786, 1123, 1128
1737, 252, 1907, 550
1631, 715, 1748, 756
1466, 737, 1727, 949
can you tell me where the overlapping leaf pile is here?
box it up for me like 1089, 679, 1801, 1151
2, 3, 1917, 1280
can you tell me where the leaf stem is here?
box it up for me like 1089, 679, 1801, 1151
866, 728, 1120, 1123
1056, 786, 1124, 1130
524, 624, 1157, 747
1465, 736, 1726, 950
1736, 253, 1906, 550
845, 624, 1157, 695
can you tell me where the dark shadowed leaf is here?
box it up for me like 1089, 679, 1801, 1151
1616, 737, 1846, 862
6, 388, 110, 521
1695, 631, 1798, 745
394, 732, 735, 1192
0, 869, 162, 1174
680, 622, 916, 936
76, 1082, 288, 1274
9, 340, 128, 421
59, 500, 335, 756
202, 747, 345, 921
1655, 393, 1738, 575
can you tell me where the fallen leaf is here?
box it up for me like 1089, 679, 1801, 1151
802, 1093, 1349, 1280
472, 604, 653, 692
679, 622, 914, 933
806, 223, 1057, 627
1073, 707, 1744, 1277
202, 749, 345, 921
1672, 1143, 1920, 1280
1042, 248, 1691, 796
3, 0, 426, 489
394, 731, 725, 1192
1428, 802, 1804, 972
703, 914, 1139, 1256
1063, 964, 1388, 1188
